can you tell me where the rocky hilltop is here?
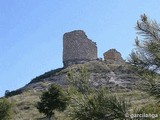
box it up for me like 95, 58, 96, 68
6, 30, 141, 97
28, 61, 139, 91
5, 30, 142, 120
6, 60, 140, 98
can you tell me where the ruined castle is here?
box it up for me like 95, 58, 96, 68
63, 30, 97, 67
63, 30, 125, 67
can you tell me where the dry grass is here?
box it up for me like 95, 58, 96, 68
7, 89, 157, 120
7, 89, 71, 120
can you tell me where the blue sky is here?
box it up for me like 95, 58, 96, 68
0, 0, 160, 97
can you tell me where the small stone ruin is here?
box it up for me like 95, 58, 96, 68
103, 49, 125, 64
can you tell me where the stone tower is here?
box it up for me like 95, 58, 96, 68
63, 30, 97, 67
103, 49, 125, 64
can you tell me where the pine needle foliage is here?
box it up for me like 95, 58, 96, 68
129, 14, 160, 73
67, 66, 130, 120
128, 14, 160, 99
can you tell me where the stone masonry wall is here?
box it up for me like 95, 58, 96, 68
103, 49, 125, 64
63, 30, 97, 67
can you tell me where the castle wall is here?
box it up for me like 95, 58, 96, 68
103, 49, 125, 64
63, 30, 97, 67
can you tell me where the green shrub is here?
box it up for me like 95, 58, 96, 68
36, 83, 69, 119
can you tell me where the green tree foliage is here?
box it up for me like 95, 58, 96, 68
70, 90, 129, 120
0, 98, 13, 120
128, 14, 160, 99
67, 65, 130, 120
36, 83, 69, 119
129, 14, 160, 73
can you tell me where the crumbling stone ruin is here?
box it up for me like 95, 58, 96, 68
103, 49, 125, 64
63, 30, 125, 67
63, 30, 97, 67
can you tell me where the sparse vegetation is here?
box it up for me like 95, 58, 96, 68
5, 89, 23, 98
85, 61, 110, 73
29, 68, 64, 84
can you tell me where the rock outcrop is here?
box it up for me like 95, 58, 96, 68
23, 61, 140, 93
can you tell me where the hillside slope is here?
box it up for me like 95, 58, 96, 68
6, 61, 145, 120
